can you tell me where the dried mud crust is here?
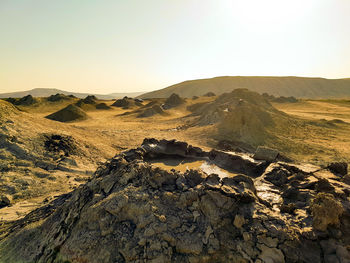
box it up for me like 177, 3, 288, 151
0, 139, 349, 263
43, 134, 80, 157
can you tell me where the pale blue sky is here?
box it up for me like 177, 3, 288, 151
1, 0, 349, 93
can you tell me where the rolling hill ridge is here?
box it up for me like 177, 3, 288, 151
0, 88, 144, 99
139, 76, 350, 99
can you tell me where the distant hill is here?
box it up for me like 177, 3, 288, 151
0, 88, 144, 99
139, 76, 350, 99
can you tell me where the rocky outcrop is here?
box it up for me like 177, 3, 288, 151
0, 195, 11, 209
253, 146, 279, 162
311, 193, 344, 231
328, 162, 348, 176
0, 139, 349, 263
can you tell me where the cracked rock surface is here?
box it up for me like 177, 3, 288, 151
0, 139, 349, 263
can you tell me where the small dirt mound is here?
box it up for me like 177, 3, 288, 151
163, 93, 185, 109
95, 102, 111, 110
76, 95, 98, 107
112, 97, 142, 109
45, 104, 88, 122
137, 104, 166, 118
0, 100, 19, 119
19, 95, 36, 105
82, 95, 98, 104
262, 93, 298, 103
44, 134, 79, 157
4, 95, 37, 106
75, 96, 100, 111
218, 102, 275, 145
47, 93, 71, 102
203, 91, 216, 97
15, 95, 37, 106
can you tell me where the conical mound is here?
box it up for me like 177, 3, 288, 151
163, 93, 185, 109
96, 102, 112, 110
137, 104, 166, 117
188, 89, 284, 146
47, 93, 71, 102
112, 97, 142, 109
46, 104, 88, 122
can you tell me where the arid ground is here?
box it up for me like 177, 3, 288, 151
0, 92, 350, 262
1, 94, 350, 222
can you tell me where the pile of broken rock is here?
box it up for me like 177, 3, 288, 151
0, 139, 349, 263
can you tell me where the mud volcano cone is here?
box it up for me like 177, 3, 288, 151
137, 104, 166, 117
96, 102, 111, 110
112, 97, 142, 109
163, 93, 185, 109
47, 93, 70, 102
17, 95, 37, 106
46, 104, 88, 122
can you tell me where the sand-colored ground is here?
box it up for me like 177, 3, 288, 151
273, 100, 350, 163
273, 100, 350, 123
1, 96, 350, 222
25, 96, 350, 165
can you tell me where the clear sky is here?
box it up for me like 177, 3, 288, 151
1, 0, 349, 94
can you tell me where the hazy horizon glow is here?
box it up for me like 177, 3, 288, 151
1, 0, 349, 94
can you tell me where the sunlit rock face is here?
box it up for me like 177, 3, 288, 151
0, 139, 349, 263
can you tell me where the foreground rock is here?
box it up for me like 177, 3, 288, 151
253, 146, 279, 162
0, 139, 349, 262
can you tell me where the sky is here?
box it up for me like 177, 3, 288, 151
0, 0, 350, 94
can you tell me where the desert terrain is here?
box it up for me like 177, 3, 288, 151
0, 90, 349, 262
1, 91, 350, 219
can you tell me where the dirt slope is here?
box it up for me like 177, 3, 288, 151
0, 100, 114, 220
